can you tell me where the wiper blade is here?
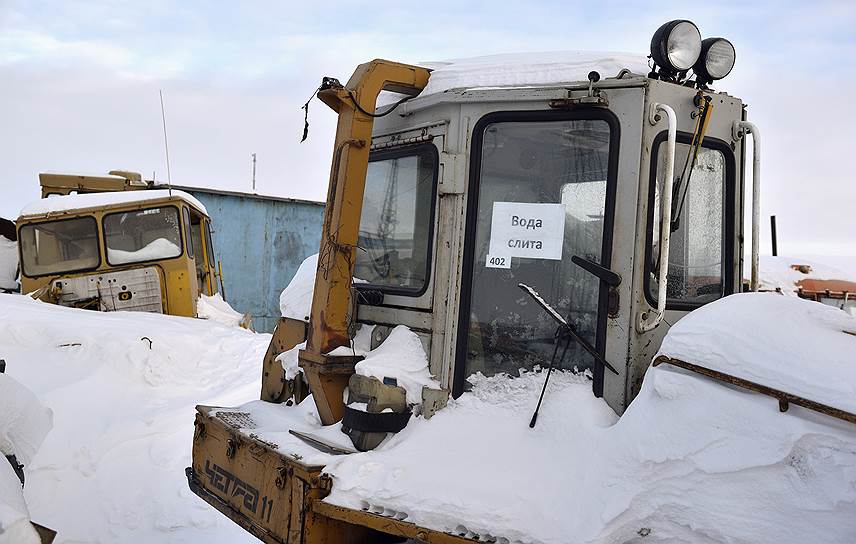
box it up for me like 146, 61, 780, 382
518, 283, 618, 376
518, 282, 619, 428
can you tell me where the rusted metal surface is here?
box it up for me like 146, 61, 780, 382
300, 60, 429, 425
797, 278, 856, 300
313, 501, 483, 544
189, 405, 325, 543
32, 522, 57, 544
653, 356, 856, 425
299, 352, 363, 424
261, 317, 308, 403
189, 404, 421, 543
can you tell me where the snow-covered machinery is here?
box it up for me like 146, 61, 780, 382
186, 20, 850, 543
16, 189, 221, 318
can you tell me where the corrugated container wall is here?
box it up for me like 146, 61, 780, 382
183, 188, 324, 333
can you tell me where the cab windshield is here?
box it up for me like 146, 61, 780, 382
456, 113, 616, 395
19, 216, 100, 276
104, 206, 183, 266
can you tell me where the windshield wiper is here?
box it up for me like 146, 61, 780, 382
670, 95, 712, 232
518, 282, 618, 428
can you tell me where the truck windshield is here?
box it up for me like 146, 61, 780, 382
104, 206, 183, 266
355, 146, 437, 294
19, 216, 100, 276
649, 140, 728, 305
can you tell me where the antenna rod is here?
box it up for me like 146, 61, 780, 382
252, 153, 257, 192
159, 89, 172, 195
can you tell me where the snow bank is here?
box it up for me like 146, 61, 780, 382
196, 293, 246, 328
759, 255, 856, 295
19, 189, 207, 217
353, 326, 439, 405
0, 295, 268, 543
418, 51, 649, 97
107, 237, 181, 265
658, 292, 856, 413
0, 459, 40, 544
322, 293, 856, 543
0, 236, 17, 291
0, 374, 52, 465
0, 374, 51, 544
279, 253, 317, 320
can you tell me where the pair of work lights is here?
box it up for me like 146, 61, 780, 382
650, 20, 736, 85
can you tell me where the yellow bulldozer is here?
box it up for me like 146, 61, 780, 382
183, 19, 823, 543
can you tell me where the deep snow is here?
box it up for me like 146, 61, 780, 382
322, 293, 856, 543
0, 236, 17, 292
0, 294, 266, 543
196, 292, 247, 328
0, 373, 52, 544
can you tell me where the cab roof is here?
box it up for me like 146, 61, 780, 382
413, 51, 650, 98
18, 189, 208, 219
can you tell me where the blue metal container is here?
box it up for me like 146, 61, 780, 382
179, 187, 323, 333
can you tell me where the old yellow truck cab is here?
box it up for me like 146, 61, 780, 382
17, 189, 219, 317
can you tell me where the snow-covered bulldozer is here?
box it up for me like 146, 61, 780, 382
187, 20, 856, 543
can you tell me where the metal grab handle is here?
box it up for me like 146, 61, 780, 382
638, 103, 677, 333
733, 120, 761, 291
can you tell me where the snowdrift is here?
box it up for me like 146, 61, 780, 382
0, 374, 52, 544
279, 253, 317, 320
320, 293, 856, 543
0, 236, 17, 292
0, 294, 268, 543
197, 292, 247, 328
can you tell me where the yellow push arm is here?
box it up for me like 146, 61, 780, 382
299, 60, 430, 425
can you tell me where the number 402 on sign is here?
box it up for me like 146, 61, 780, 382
485, 254, 511, 269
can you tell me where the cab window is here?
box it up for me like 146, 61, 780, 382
647, 134, 733, 306
19, 216, 100, 276
354, 145, 437, 294
204, 220, 216, 268
104, 206, 183, 266
183, 207, 195, 258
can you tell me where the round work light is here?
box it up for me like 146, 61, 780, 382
650, 20, 702, 76
693, 37, 736, 84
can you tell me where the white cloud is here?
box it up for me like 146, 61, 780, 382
1, 0, 854, 258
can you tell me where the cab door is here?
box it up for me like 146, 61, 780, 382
454, 110, 619, 396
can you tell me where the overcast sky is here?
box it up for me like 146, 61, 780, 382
2, 0, 854, 257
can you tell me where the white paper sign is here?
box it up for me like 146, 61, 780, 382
488, 202, 565, 261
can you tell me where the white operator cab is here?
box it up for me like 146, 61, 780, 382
350, 25, 753, 414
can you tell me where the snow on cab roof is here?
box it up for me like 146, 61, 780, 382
18, 189, 208, 218
416, 51, 650, 96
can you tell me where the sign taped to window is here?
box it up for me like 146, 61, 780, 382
488, 202, 565, 262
